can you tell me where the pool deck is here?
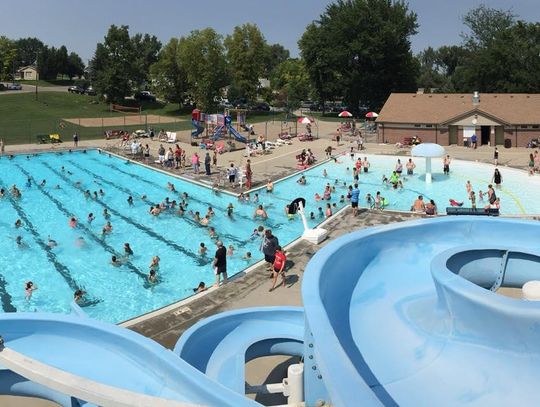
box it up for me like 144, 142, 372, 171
125, 208, 422, 348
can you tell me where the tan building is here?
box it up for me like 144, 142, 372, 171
15, 66, 38, 81
376, 93, 540, 148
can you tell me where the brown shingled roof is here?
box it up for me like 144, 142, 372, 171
376, 93, 540, 125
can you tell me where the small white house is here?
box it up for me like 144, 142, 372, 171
16, 66, 38, 81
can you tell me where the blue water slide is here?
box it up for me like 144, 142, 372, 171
191, 119, 204, 138
0, 312, 257, 406
174, 307, 304, 395
302, 217, 540, 407
212, 125, 224, 141
227, 125, 248, 143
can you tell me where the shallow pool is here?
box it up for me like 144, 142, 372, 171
0, 150, 536, 323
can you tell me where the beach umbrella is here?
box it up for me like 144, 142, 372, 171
411, 143, 446, 184
298, 117, 314, 124
338, 111, 353, 118
365, 112, 379, 118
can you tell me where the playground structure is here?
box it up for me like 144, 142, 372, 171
191, 109, 249, 148
3, 217, 540, 406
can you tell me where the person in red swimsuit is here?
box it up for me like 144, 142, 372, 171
270, 246, 287, 291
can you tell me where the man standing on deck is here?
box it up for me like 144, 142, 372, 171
213, 240, 227, 287
262, 229, 279, 275
205, 152, 211, 175
351, 183, 360, 216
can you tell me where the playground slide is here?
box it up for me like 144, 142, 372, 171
174, 307, 304, 395
228, 125, 248, 143
191, 119, 204, 138
302, 217, 540, 407
212, 125, 224, 141
0, 312, 258, 407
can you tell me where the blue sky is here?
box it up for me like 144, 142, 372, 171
3, 0, 539, 62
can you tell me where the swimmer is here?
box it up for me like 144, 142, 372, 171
167, 182, 176, 192
325, 203, 333, 218
478, 190, 484, 202
238, 192, 245, 202
310, 211, 315, 219
103, 208, 110, 219
99, 189, 105, 196
249, 228, 260, 240
245, 193, 251, 203
124, 243, 133, 257
199, 242, 207, 254
227, 245, 234, 256
339, 195, 345, 203
150, 206, 161, 216
69, 217, 77, 228
366, 193, 374, 208
25, 178, 31, 188
227, 203, 234, 217
127, 196, 133, 206
47, 236, 58, 248
102, 221, 113, 234
297, 176, 307, 185
200, 216, 210, 226
193, 282, 207, 293
149, 256, 160, 272
243, 252, 252, 260
141, 194, 147, 201
0, 188, 4, 198
206, 207, 215, 218
93, 191, 98, 199
25, 281, 37, 300
40, 179, 46, 187
323, 169, 328, 177
181, 192, 189, 201
253, 204, 268, 220
84, 190, 91, 199
209, 227, 218, 239
15, 236, 28, 248
75, 236, 86, 248
74, 289, 86, 304
193, 211, 201, 222
314, 193, 321, 201
317, 207, 324, 218
87, 213, 95, 223
15, 219, 22, 228
253, 193, 259, 203
111, 255, 122, 267
266, 179, 274, 193
449, 199, 464, 207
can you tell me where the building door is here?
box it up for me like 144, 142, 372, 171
449, 125, 457, 145
495, 126, 504, 145
481, 126, 491, 145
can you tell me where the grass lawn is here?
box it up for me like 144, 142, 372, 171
17, 79, 75, 87
0, 92, 190, 144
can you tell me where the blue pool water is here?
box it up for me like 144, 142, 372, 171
0, 150, 537, 323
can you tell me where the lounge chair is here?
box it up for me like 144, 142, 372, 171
166, 132, 177, 143
49, 134, 62, 143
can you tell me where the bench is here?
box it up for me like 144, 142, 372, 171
446, 207, 499, 216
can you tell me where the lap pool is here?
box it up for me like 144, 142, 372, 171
0, 150, 537, 323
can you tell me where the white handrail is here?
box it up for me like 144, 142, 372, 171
0, 346, 204, 407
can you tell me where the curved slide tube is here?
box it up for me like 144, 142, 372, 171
0, 313, 258, 406
191, 119, 204, 138
227, 125, 248, 143
303, 217, 540, 407
175, 307, 304, 395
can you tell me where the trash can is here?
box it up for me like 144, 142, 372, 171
504, 138, 512, 148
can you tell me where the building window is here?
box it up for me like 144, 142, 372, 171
520, 125, 528, 129
414, 124, 421, 128
425, 124, 433, 128
533, 125, 539, 129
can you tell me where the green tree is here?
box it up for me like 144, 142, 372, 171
150, 38, 188, 107
37, 46, 61, 80
462, 4, 516, 49
14, 37, 44, 68
298, 23, 340, 113
0, 36, 18, 80
224, 23, 267, 103
66, 52, 85, 79
178, 28, 228, 110
55, 45, 69, 77
262, 43, 290, 77
92, 25, 136, 102
131, 33, 162, 89
270, 58, 310, 112
300, 0, 418, 111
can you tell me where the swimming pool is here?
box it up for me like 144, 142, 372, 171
0, 150, 537, 323
0, 150, 349, 323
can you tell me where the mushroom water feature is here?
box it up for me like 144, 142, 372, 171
411, 143, 446, 183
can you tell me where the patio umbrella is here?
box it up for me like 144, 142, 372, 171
365, 112, 378, 118
411, 143, 446, 184
298, 117, 314, 124
338, 111, 353, 118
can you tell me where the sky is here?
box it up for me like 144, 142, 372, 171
2, 0, 539, 62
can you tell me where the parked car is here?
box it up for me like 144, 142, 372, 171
134, 91, 156, 102
252, 102, 270, 111
84, 87, 97, 96
7, 83, 22, 90
68, 86, 85, 94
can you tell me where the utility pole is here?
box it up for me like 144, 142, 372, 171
35, 51, 39, 101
